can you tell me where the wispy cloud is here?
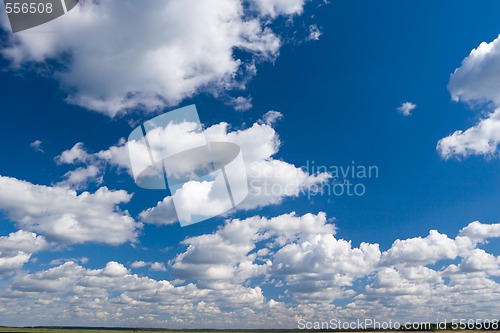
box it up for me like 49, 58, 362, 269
29, 140, 44, 153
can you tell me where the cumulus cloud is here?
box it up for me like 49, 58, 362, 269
0, 175, 140, 245
55, 142, 90, 165
437, 108, 500, 159
0, 231, 48, 274
0, 0, 313, 116
380, 230, 464, 266
397, 102, 416, 116
439, 34, 500, 158
0, 214, 498, 327
131, 261, 149, 269
459, 220, 500, 243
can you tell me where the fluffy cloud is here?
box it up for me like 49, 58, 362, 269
0, 214, 499, 327
380, 230, 465, 266
438, 34, 500, 158
459, 220, 500, 243
0, 231, 48, 274
0, 176, 140, 245
448, 36, 500, 106
0, 0, 313, 116
437, 108, 500, 159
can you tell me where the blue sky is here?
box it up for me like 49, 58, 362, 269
0, 0, 499, 328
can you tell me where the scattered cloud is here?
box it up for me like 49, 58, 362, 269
0, 175, 140, 245
448, 35, 500, 106
262, 110, 283, 125
307, 24, 322, 41
0, 0, 313, 116
29, 140, 44, 153
229, 96, 253, 111
439, 34, 500, 158
251, 0, 306, 18
150, 262, 167, 272
131, 261, 149, 269
437, 107, 500, 159
55, 142, 90, 165
397, 102, 416, 116
130, 261, 167, 272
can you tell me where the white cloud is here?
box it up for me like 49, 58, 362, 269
150, 262, 167, 272
397, 102, 416, 116
439, 34, 500, 158
57, 165, 102, 190
0, 253, 31, 275
0, 231, 48, 274
130, 260, 167, 272
0, 230, 48, 254
380, 230, 463, 266
0, 0, 312, 116
102, 261, 130, 277
459, 220, 500, 243
131, 261, 149, 269
55, 142, 89, 165
448, 35, 500, 106
0, 175, 140, 245
449, 249, 500, 276
262, 110, 283, 125
171, 213, 334, 283
229, 96, 253, 111
29, 140, 44, 153
251, 0, 306, 18
55, 139, 129, 190
437, 108, 500, 159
